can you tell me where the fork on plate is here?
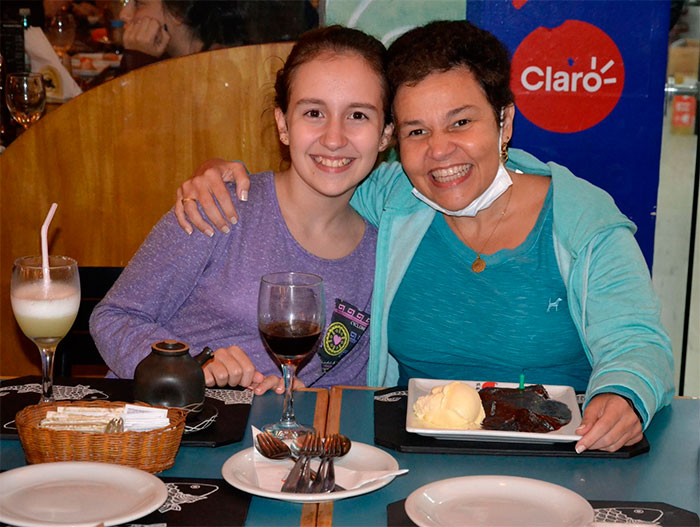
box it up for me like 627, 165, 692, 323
256, 431, 292, 460
297, 434, 324, 493
280, 433, 318, 493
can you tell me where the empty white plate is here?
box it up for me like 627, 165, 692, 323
0, 461, 168, 527
405, 475, 594, 527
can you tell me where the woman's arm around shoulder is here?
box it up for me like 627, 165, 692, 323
349, 161, 409, 226
175, 159, 251, 235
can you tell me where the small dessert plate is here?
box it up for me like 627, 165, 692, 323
406, 378, 582, 443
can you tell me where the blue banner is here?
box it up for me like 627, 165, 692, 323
467, 0, 670, 267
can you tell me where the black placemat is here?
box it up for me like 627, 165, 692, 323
125, 476, 251, 526
374, 387, 649, 458
388, 499, 700, 526
0, 376, 252, 447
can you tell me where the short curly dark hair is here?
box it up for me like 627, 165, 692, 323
387, 20, 514, 121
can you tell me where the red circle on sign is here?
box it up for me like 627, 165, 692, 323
511, 20, 625, 133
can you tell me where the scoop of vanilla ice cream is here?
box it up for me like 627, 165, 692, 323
413, 381, 486, 429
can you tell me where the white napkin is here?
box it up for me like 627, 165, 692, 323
123, 404, 170, 432
38, 404, 169, 432
251, 427, 408, 493
24, 27, 82, 102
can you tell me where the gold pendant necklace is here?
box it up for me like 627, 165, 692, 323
453, 187, 513, 274
471, 255, 487, 273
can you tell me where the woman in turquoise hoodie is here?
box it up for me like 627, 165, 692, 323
174, 21, 673, 454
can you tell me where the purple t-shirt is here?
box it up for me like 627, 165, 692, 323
90, 172, 377, 388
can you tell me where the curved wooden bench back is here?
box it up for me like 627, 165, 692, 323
0, 42, 293, 375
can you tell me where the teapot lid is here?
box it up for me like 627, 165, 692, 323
152, 340, 189, 355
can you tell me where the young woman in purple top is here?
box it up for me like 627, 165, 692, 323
90, 26, 393, 395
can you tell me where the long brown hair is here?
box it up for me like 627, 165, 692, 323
274, 25, 390, 125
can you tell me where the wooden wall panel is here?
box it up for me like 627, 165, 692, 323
0, 43, 293, 376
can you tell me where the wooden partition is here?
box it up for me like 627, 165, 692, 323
0, 42, 293, 376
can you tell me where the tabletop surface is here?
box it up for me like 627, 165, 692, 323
326, 388, 699, 527
0, 387, 326, 527
1, 385, 698, 527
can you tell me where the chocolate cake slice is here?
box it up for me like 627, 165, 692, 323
479, 384, 572, 433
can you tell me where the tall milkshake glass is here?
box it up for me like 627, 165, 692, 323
11, 256, 80, 402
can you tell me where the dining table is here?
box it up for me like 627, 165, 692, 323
0, 379, 698, 527
321, 386, 700, 527
0, 377, 329, 527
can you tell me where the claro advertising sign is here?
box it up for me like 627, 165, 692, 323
468, 1, 669, 267
512, 20, 625, 134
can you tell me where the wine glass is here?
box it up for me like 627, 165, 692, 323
46, 13, 76, 60
258, 272, 325, 440
11, 256, 80, 403
5, 73, 46, 130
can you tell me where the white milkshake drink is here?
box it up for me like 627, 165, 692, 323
11, 281, 80, 347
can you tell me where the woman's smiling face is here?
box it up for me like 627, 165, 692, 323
393, 67, 514, 212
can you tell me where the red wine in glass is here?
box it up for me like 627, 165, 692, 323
258, 272, 325, 440
260, 320, 322, 368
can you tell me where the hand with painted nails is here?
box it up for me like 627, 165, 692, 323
574, 393, 643, 453
175, 159, 250, 236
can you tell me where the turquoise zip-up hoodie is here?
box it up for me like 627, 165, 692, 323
350, 148, 674, 428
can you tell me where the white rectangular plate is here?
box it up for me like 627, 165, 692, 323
406, 378, 582, 443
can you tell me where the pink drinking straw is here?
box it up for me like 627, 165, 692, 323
41, 203, 58, 286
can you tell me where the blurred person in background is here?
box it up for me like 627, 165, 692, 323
118, 0, 248, 59
44, 1, 102, 18
117, 0, 317, 71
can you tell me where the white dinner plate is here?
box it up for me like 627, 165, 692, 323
0, 461, 168, 527
221, 442, 398, 503
405, 475, 594, 527
406, 378, 582, 443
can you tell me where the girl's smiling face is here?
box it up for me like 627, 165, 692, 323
275, 51, 393, 201
394, 67, 514, 212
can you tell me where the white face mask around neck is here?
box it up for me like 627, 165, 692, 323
410, 109, 512, 217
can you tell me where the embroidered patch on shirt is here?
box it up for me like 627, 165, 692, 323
547, 296, 565, 312
317, 299, 370, 372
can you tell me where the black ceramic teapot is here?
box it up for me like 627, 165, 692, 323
133, 340, 214, 411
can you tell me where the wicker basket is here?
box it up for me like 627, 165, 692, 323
16, 401, 186, 473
